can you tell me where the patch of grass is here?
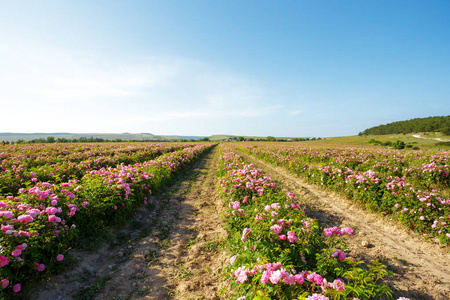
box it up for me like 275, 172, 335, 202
78, 233, 108, 251
217, 286, 227, 296
394, 257, 408, 266
173, 262, 193, 280
130, 219, 142, 230
184, 237, 198, 249
201, 241, 219, 253
269, 133, 450, 150
73, 275, 112, 300
79, 268, 94, 281
144, 250, 159, 263
165, 186, 181, 197
137, 228, 152, 239
157, 223, 170, 239
131, 287, 151, 296
145, 202, 155, 211
110, 231, 129, 247
159, 239, 171, 250
436, 141, 450, 147
202, 266, 212, 274
165, 289, 175, 297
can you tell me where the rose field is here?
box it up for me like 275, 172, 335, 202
0, 142, 449, 299
0, 142, 213, 298
234, 143, 450, 244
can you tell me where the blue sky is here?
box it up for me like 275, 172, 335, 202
0, 0, 449, 137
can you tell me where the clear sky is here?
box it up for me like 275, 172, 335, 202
0, 0, 449, 137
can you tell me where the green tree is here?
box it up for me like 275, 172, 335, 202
392, 140, 405, 149
56, 138, 69, 143
441, 126, 450, 136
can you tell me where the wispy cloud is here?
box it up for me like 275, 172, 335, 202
0, 41, 282, 134
288, 110, 303, 116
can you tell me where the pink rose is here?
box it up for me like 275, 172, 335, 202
261, 270, 271, 284
270, 225, 283, 235
0, 256, 10, 267
11, 248, 22, 257
294, 274, 304, 284
0, 279, 8, 289
269, 270, 282, 284
287, 231, 298, 243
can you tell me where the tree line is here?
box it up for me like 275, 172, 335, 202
359, 116, 450, 136
8, 137, 188, 144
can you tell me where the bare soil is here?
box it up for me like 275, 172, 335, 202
237, 150, 450, 300
31, 145, 450, 300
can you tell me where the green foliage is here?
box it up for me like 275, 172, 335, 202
436, 141, 450, 147
218, 145, 393, 300
391, 140, 405, 149
237, 143, 450, 245
333, 260, 393, 300
441, 126, 450, 135
361, 115, 450, 135
0, 143, 213, 298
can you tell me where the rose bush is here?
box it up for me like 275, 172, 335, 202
0, 143, 213, 298
236, 144, 450, 244
218, 145, 394, 300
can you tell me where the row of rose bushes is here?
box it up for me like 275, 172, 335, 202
0, 142, 185, 168
234, 144, 450, 244
217, 145, 398, 300
0, 143, 213, 298
247, 145, 449, 189
0, 143, 191, 195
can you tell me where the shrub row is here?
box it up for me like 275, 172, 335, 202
235, 144, 450, 244
0, 143, 212, 298
218, 145, 397, 300
0, 143, 190, 195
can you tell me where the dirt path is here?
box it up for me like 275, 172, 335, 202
33, 146, 229, 300
237, 150, 450, 300
412, 134, 450, 142
30, 145, 450, 300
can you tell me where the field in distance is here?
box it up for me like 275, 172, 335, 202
311, 132, 450, 150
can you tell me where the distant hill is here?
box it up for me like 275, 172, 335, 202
0, 132, 189, 142
0, 132, 308, 143
164, 135, 206, 141
209, 134, 235, 141
360, 116, 450, 136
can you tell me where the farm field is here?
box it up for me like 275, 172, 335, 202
0, 142, 214, 299
234, 142, 450, 243
229, 143, 450, 299
4, 1, 450, 299
310, 133, 450, 150
1, 142, 449, 299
